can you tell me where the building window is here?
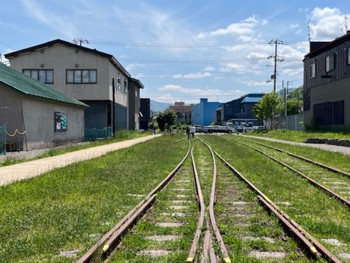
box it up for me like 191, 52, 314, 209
55, 112, 67, 131
309, 63, 316, 79
23, 69, 54, 84
66, 69, 97, 84
135, 89, 138, 97
348, 48, 350, 65
325, 54, 335, 72
124, 80, 128, 93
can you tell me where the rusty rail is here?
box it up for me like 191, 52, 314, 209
78, 144, 191, 263
186, 147, 205, 262
202, 140, 231, 263
212, 148, 341, 263
240, 141, 350, 209
250, 139, 350, 179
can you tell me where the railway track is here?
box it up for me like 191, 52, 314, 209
201, 134, 350, 262
76, 136, 349, 262
238, 138, 350, 208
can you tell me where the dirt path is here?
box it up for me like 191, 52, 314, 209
0, 135, 159, 187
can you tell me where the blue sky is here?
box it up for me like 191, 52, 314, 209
1, 1, 350, 104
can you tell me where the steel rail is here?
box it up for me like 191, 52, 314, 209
240, 141, 350, 209
258, 196, 342, 263
102, 194, 157, 256
202, 140, 231, 263
202, 221, 217, 263
186, 146, 206, 262
211, 148, 341, 263
78, 143, 191, 263
248, 139, 350, 179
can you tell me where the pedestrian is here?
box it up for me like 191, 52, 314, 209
190, 125, 195, 138
186, 126, 190, 139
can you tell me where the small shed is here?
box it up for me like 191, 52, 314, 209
0, 63, 87, 152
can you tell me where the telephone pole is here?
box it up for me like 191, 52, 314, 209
268, 40, 283, 92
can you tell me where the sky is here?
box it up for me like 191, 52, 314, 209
1, 1, 350, 104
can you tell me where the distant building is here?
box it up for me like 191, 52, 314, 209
128, 78, 144, 130
140, 98, 151, 130
192, 98, 221, 126
168, 101, 193, 124
303, 31, 350, 130
216, 93, 264, 125
0, 63, 87, 151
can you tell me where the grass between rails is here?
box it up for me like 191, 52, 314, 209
0, 135, 188, 262
214, 155, 316, 262
239, 135, 350, 174
0, 130, 151, 167
248, 129, 350, 142
201, 135, 350, 259
109, 153, 197, 262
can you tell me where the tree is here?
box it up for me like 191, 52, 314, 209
155, 110, 177, 132
253, 91, 278, 129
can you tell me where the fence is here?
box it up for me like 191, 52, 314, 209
0, 123, 6, 155
84, 127, 112, 141
274, 113, 304, 131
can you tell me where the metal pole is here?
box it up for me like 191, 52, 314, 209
112, 78, 116, 136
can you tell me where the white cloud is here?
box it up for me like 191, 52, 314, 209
173, 72, 211, 79
308, 7, 346, 40
195, 15, 268, 42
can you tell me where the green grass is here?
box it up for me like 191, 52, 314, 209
202, 135, 350, 259
0, 130, 151, 167
248, 129, 350, 142
0, 135, 188, 262
109, 153, 197, 262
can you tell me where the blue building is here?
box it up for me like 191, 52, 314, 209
216, 93, 264, 125
192, 98, 221, 126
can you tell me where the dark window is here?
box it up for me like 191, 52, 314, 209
23, 69, 54, 84
314, 101, 344, 126
332, 101, 344, 125
66, 69, 97, 84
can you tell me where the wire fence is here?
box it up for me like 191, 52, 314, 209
84, 127, 112, 141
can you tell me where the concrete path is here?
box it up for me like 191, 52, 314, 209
0, 135, 159, 187
240, 134, 350, 155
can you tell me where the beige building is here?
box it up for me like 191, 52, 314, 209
5, 39, 143, 134
168, 101, 193, 124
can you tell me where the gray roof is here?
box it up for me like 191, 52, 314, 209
0, 63, 87, 107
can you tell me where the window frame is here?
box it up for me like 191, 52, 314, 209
325, 54, 335, 72
66, 69, 97, 84
23, 69, 54, 84
309, 63, 316, 79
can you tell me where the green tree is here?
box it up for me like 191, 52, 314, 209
155, 110, 177, 132
253, 91, 278, 129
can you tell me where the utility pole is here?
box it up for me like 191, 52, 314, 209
112, 78, 116, 136
268, 40, 283, 92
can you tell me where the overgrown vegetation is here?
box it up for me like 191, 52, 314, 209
248, 129, 350, 142
0, 135, 187, 262
0, 130, 150, 167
